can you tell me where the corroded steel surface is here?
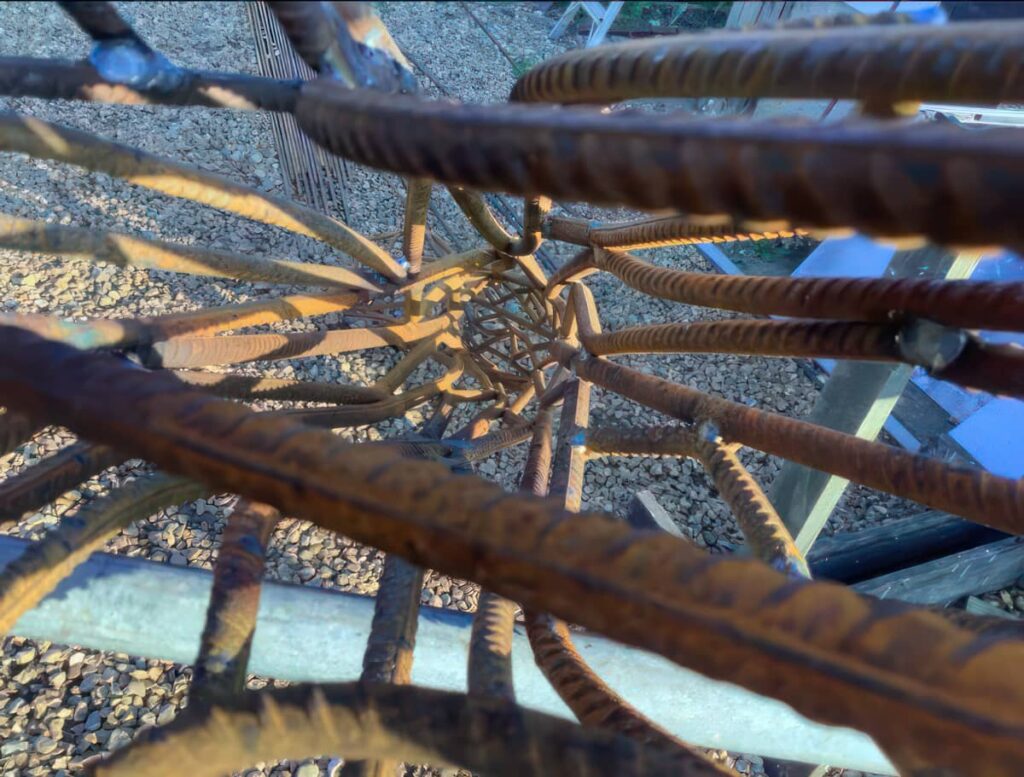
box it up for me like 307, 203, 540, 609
2, 4, 1024, 776
4, 330, 1024, 776
192, 499, 278, 701
295, 82, 1024, 252
510, 20, 1024, 105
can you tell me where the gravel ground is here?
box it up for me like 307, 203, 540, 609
0, 4, 999, 777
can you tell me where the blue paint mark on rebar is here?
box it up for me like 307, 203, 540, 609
89, 39, 185, 92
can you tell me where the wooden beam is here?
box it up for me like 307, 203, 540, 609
807, 510, 1007, 584
626, 490, 683, 536
853, 537, 1024, 606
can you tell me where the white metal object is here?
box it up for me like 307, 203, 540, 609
1, 536, 896, 774
919, 104, 1024, 128
549, 1, 625, 47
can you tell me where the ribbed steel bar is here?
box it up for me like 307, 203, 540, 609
524, 380, 709, 765
0, 57, 300, 111
92, 682, 686, 777
171, 371, 385, 405
340, 555, 424, 777
524, 612, 727, 770
1, 291, 362, 351
0, 410, 43, 459
584, 425, 705, 459
448, 187, 544, 257
0, 213, 380, 291
692, 429, 809, 578
582, 423, 807, 576
468, 590, 519, 703
140, 315, 453, 369
0, 441, 121, 522
403, 178, 432, 275
545, 215, 809, 251
468, 406, 555, 703
459, 420, 535, 463
509, 20, 1024, 105
58, 1, 146, 44
556, 346, 1024, 537
295, 81, 1024, 253
191, 499, 278, 703
581, 318, 902, 360
584, 249, 1024, 332
0, 473, 203, 633
0, 113, 402, 281
2, 330, 1024, 775
576, 316, 1024, 399
287, 373, 459, 430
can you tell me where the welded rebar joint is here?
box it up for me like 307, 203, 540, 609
898, 319, 968, 371
89, 39, 185, 93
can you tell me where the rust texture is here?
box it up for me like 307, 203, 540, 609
2, 7, 1024, 777
402, 178, 432, 275
589, 249, 1024, 332
560, 347, 1024, 537
545, 215, 809, 251
0, 441, 121, 522
295, 81, 1024, 253
192, 499, 278, 702
6, 331, 1024, 777
92, 683, 687, 777
510, 20, 1024, 105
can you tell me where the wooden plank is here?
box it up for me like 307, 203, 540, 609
626, 490, 683, 536
807, 510, 1007, 584
853, 537, 1024, 606
965, 596, 1020, 620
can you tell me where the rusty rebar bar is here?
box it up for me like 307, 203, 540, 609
585, 249, 1024, 332
0, 441, 121, 522
296, 81, 1024, 253
556, 346, 1024, 537
510, 20, 1024, 105
93, 682, 689, 777
545, 215, 809, 251
0, 473, 203, 633
191, 499, 278, 702
3, 329, 1024, 775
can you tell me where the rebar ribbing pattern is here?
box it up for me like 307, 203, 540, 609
5, 329, 1024, 776
510, 20, 1024, 105
2, 5, 1024, 777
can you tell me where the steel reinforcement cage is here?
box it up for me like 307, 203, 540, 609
1, 2, 1024, 776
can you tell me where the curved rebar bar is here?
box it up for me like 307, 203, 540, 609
510, 20, 1024, 105
6, 333, 1023, 775
0, 441, 121, 522
0, 473, 204, 632
92, 682, 691, 777
545, 215, 809, 251
3, 10, 1024, 777
295, 81, 1024, 253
